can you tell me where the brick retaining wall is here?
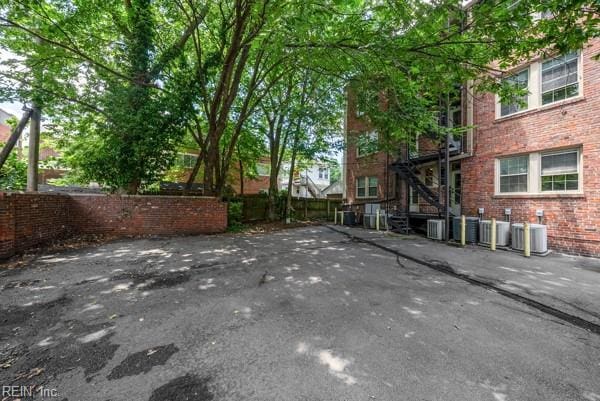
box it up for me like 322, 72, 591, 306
0, 192, 227, 259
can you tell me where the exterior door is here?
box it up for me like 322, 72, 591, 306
450, 171, 461, 216
409, 187, 419, 213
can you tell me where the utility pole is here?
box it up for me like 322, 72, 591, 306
27, 37, 43, 192
26, 104, 41, 192
444, 93, 451, 242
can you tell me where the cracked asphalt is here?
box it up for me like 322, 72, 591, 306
1, 226, 599, 401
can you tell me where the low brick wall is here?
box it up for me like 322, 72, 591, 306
0, 192, 227, 259
0, 193, 71, 258
69, 194, 227, 236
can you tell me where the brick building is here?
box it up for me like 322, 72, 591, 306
343, 39, 600, 256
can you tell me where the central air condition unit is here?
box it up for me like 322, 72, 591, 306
511, 223, 548, 253
427, 219, 445, 241
363, 214, 377, 229
452, 216, 479, 243
479, 220, 510, 246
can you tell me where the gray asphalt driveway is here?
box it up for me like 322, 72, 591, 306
1, 226, 599, 401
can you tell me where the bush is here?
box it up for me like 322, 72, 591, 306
228, 201, 244, 231
0, 153, 27, 191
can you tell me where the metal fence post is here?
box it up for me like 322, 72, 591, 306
490, 218, 496, 251
460, 215, 466, 246
334, 208, 337, 225
524, 222, 531, 257
376, 209, 380, 231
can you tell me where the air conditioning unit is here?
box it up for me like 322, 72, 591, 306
363, 214, 377, 229
479, 220, 510, 246
452, 217, 479, 243
427, 219, 445, 241
511, 223, 548, 253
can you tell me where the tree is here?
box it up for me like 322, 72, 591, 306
0, 153, 27, 191
0, 0, 204, 193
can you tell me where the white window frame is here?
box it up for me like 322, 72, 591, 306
540, 51, 581, 106
500, 67, 530, 117
495, 148, 583, 195
495, 51, 583, 120
497, 155, 529, 195
356, 176, 378, 199
539, 148, 582, 194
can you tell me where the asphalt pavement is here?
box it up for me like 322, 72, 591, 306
1, 226, 599, 401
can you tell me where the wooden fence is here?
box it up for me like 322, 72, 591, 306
231, 195, 342, 222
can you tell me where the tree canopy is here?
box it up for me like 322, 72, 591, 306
0, 0, 597, 194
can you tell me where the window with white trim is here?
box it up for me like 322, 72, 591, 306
541, 150, 579, 191
501, 69, 529, 116
356, 131, 378, 157
499, 155, 528, 193
256, 163, 270, 176
496, 148, 582, 195
356, 176, 378, 198
541, 52, 579, 105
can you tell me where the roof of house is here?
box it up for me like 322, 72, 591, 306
321, 180, 343, 195
0, 124, 11, 143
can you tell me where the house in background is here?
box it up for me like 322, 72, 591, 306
344, 39, 600, 257
279, 162, 332, 198
0, 108, 17, 144
172, 152, 271, 195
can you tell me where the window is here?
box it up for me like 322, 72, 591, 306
256, 163, 270, 176
356, 131, 378, 157
499, 156, 528, 193
541, 52, 579, 105
318, 167, 328, 180
425, 168, 434, 187
177, 154, 198, 169
356, 176, 378, 198
541, 150, 579, 191
501, 69, 529, 116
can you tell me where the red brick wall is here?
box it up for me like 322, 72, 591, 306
0, 193, 227, 259
0, 193, 71, 258
69, 194, 227, 236
462, 40, 600, 256
345, 91, 395, 206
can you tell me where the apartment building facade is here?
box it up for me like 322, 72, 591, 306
344, 39, 600, 256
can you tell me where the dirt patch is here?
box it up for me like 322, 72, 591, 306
0, 296, 72, 339
0, 321, 119, 387
239, 220, 322, 234
1, 279, 42, 290
107, 343, 179, 380
111, 270, 190, 290
149, 374, 213, 401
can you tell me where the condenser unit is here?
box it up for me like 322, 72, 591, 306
511, 223, 548, 253
452, 217, 479, 243
427, 219, 445, 241
363, 214, 377, 229
479, 220, 510, 246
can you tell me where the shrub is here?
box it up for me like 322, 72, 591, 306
228, 201, 244, 230
0, 153, 27, 191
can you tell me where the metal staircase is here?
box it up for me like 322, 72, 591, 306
390, 159, 446, 211
388, 213, 409, 234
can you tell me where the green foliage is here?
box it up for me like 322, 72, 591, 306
227, 201, 244, 231
0, 0, 597, 198
0, 153, 27, 191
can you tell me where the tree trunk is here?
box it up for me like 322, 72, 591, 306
26, 104, 41, 192
0, 108, 32, 170
185, 151, 204, 191
286, 138, 299, 224
238, 159, 244, 196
